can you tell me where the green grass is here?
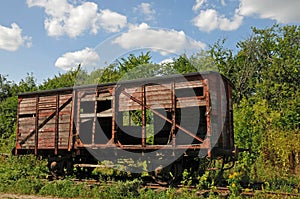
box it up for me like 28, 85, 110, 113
0, 154, 299, 198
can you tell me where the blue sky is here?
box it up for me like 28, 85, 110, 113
0, 0, 299, 84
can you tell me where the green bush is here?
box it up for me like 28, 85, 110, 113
98, 179, 141, 199
14, 178, 44, 195
39, 179, 87, 198
0, 155, 48, 193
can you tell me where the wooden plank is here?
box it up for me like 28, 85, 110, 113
144, 103, 172, 109
175, 81, 203, 89
19, 96, 72, 145
146, 92, 172, 99
19, 103, 37, 114
19, 103, 36, 109
80, 109, 112, 118
98, 92, 112, 98
146, 86, 171, 92
19, 117, 35, 122
19, 98, 36, 107
176, 97, 206, 108
80, 93, 96, 102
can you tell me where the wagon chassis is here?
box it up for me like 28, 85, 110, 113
14, 72, 236, 181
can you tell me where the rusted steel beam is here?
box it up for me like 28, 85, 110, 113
120, 89, 204, 143
80, 144, 206, 150
126, 144, 205, 150
15, 99, 21, 154
92, 90, 98, 146
75, 91, 82, 147
217, 77, 223, 148
171, 82, 176, 147
34, 96, 39, 155
19, 96, 72, 145
142, 85, 146, 147
54, 94, 59, 155
204, 79, 211, 157
120, 145, 205, 150
68, 91, 76, 151
111, 87, 117, 144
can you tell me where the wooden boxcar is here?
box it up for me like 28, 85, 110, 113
15, 71, 235, 178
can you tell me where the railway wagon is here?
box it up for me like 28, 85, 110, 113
14, 71, 235, 179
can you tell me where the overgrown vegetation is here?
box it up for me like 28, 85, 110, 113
212, 24, 299, 175
0, 24, 299, 198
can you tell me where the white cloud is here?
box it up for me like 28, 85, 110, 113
64, 2, 99, 37
0, 23, 32, 51
192, 9, 243, 32
27, 0, 127, 38
159, 58, 174, 65
219, 10, 243, 31
27, 0, 71, 17
97, 9, 127, 33
134, 3, 156, 21
238, 0, 300, 23
192, 0, 300, 32
112, 23, 206, 56
192, 0, 207, 12
55, 47, 100, 70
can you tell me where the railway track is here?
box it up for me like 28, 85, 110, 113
142, 184, 300, 198
69, 177, 300, 198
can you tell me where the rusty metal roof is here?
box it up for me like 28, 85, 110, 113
18, 71, 231, 97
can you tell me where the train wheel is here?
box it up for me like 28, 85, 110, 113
170, 161, 183, 185
153, 165, 168, 185
153, 160, 183, 186
48, 157, 74, 179
49, 160, 62, 179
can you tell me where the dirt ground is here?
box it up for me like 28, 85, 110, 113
0, 193, 61, 199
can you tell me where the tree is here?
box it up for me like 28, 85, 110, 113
13, 73, 37, 94
189, 50, 217, 72
171, 54, 197, 74
97, 52, 161, 83
210, 38, 261, 103
0, 74, 14, 101
0, 96, 17, 138
210, 24, 300, 176
211, 25, 300, 105
39, 65, 83, 90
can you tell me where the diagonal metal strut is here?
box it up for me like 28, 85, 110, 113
20, 96, 72, 145
120, 90, 204, 143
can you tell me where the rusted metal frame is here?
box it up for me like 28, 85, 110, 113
54, 94, 60, 155
216, 78, 224, 148
121, 90, 204, 143
15, 98, 22, 153
171, 82, 176, 147
117, 145, 206, 150
92, 89, 98, 146
217, 77, 228, 148
75, 91, 82, 147
34, 96, 39, 155
204, 79, 211, 157
81, 144, 206, 150
20, 96, 72, 145
68, 91, 76, 151
141, 85, 146, 147
111, 87, 117, 144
